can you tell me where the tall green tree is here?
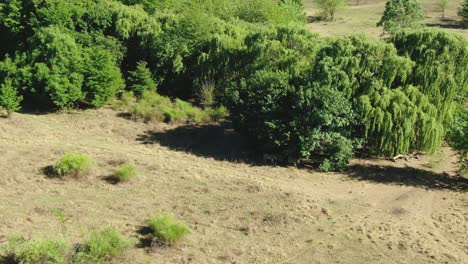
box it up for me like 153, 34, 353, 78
315, 0, 346, 21
459, 0, 468, 26
377, 0, 424, 33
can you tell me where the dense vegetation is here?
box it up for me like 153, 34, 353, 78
0, 0, 466, 171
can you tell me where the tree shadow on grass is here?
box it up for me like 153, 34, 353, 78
0, 255, 18, 264
136, 122, 260, 165
426, 21, 466, 29
345, 164, 468, 192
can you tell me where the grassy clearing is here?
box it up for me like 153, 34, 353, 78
304, 0, 468, 39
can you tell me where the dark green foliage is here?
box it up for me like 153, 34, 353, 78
0, 78, 22, 116
447, 106, 468, 176
74, 227, 132, 263
377, 0, 424, 33
460, 0, 468, 26
128, 61, 156, 95
83, 47, 125, 107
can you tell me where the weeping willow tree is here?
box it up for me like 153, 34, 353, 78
310, 35, 445, 156
391, 29, 468, 129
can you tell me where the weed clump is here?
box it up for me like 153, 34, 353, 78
147, 213, 190, 246
114, 163, 137, 183
74, 227, 133, 263
3, 237, 70, 264
53, 153, 93, 177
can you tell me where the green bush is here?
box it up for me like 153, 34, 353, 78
0, 78, 22, 116
147, 213, 190, 246
459, 0, 468, 26
114, 163, 137, 182
53, 153, 93, 177
377, 0, 424, 33
74, 227, 132, 264
4, 237, 70, 264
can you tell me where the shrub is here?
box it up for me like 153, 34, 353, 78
0, 78, 22, 116
147, 213, 190, 246
114, 163, 137, 182
197, 79, 215, 108
74, 227, 132, 264
4, 237, 70, 264
53, 153, 93, 177
207, 105, 228, 121
377, 0, 424, 33
447, 105, 468, 176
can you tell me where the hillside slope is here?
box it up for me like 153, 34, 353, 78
0, 109, 467, 263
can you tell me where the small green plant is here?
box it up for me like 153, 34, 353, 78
4, 237, 70, 264
197, 80, 215, 108
53, 153, 93, 177
207, 105, 228, 121
0, 78, 22, 117
147, 213, 190, 246
74, 227, 132, 264
319, 159, 332, 172
114, 163, 137, 182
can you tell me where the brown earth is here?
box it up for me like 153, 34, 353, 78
0, 108, 467, 263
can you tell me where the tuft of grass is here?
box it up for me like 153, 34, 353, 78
4, 237, 70, 264
114, 163, 137, 183
74, 227, 133, 264
53, 153, 93, 177
147, 213, 190, 246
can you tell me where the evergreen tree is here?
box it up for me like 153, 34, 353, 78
0, 78, 22, 116
459, 0, 468, 26
377, 0, 424, 33
128, 61, 157, 96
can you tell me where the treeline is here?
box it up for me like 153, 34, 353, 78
0, 0, 467, 171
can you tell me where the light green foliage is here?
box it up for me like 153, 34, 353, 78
0, 78, 22, 116
147, 213, 190, 246
315, 0, 347, 21
391, 29, 468, 128
114, 163, 137, 182
53, 153, 93, 177
128, 61, 156, 96
437, 0, 449, 19
74, 227, 133, 264
377, 0, 424, 33
4, 237, 70, 264
119, 90, 220, 123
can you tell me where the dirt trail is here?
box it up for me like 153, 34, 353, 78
0, 109, 466, 263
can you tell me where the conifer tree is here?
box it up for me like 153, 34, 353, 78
377, 0, 424, 33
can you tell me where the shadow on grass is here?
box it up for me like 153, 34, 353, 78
41, 165, 60, 178
345, 164, 468, 192
426, 22, 466, 29
0, 255, 18, 264
135, 226, 155, 249
137, 122, 259, 164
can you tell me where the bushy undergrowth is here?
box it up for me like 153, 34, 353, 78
74, 228, 133, 264
4, 237, 70, 264
147, 213, 190, 246
0, 0, 466, 171
114, 163, 137, 182
53, 153, 93, 177
118, 91, 227, 123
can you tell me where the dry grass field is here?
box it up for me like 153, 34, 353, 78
304, 0, 468, 39
0, 109, 467, 263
